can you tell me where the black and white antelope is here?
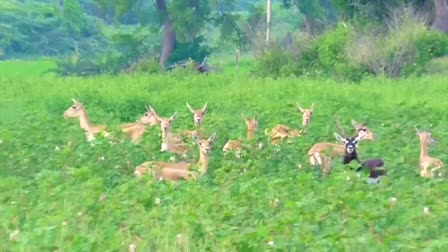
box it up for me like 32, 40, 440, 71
333, 132, 361, 165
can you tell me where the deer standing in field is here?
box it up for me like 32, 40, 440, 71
148, 105, 188, 157
308, 119, 376, 173
223, 113, 259, 158
266, 102, 315, 145
180, 102, 208, 139
120, 105, 159, 143
415, 127, 444, 178
63, 98, 110, 142
135, 133, 217, 183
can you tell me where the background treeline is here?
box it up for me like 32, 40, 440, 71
0, 0, 447, 80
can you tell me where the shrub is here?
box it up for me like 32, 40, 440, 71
346, 7, 448, 78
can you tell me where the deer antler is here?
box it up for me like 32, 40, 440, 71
335, 116, 347, 138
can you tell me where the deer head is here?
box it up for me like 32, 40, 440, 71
415, 127, 436, 145
186, 102, 208, 125
148, 105, 177, 135
241, 113, 259, 131
352, 119, 376, 141
193, 132, 217, 156
334, 132, 359, 155
297, 102, 315, 126
138, 106, 159, 126
64, 98, 85, 118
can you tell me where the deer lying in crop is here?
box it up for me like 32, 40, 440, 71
308, 119, 376, 170
63, 98, 109, 142
148, 105, 188, 157
180, 102, 208, 139
134, 133, 217, 183
223, 113, 259, 158
357, 159, 387, 184
266, 102, 314, 145
415, 127, 444, 178
120, 105, 159, 143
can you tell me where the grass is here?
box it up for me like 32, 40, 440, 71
1, 63, 448, 251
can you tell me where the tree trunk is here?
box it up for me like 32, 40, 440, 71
266, 0, 272, 46
433, 0, 448, 33
157, 0, 176, 68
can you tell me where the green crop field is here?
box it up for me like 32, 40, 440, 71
1, 64, 448, 251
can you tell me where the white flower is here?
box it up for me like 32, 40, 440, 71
424, 207, 430, 215
390, 197, 397, 204
9, 229, 19, 241
129, 244, 137, 252
99, 156, 105, 161
268, 241, 275, 246
155, 198, 161, 205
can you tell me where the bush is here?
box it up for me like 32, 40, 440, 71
346, 7, 448, 78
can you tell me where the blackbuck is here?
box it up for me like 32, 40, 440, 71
415, 127, 444, 178
223, 113, 259, 158
148, 105, 188, 157
308, 119, 376, 171
120, 105, 159, 143
357, 159, 387, 184
63, 98, 109, 142
266, 101, 315, 145
135, 133, 217, 183
334, 132, 361, 165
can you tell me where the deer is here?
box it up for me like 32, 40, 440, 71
415, 127, 444, 178
334, 132, 361, 165
63, 98, 109, 142
134, 133, 217, 183
147, 105, 189, 157
308, 118, 376, 171
180, 102, 208, 139
222, 113, 259, 158
356, 158, 387, 184
120, 105, 159, 143
266, 102, 315, 145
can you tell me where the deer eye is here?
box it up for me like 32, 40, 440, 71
72, 105, 77, 109
144, 113, 148, 116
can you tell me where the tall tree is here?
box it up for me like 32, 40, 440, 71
432, 0, 448, 32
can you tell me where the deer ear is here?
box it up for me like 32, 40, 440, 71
186, 102, 195, 113
208, 132, 217, 143
311, 102, 315, 110
296, 102, 304, 112
351, 119, 361, 129
241, 113, 247, 121
414, 126, 420, 135
202, 102, 208, 113
334, 132, 346, 143
170, 112, 178, 121
71, 98, 78, 104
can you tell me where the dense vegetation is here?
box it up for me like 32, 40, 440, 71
1, 63, 448, 250
1, 0, 448, 250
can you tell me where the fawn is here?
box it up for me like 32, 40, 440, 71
63, 98, 109, 142
357, 159, 387, 184
223, 113, 259, 158
120, 105, 159, 143
135, 133, 217, 183
415, 127, 444, 178
266, 102, 315, 145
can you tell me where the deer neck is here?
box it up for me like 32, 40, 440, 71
246, 129, 256, 140
78, 110, 92, 132
419, 138, 429, 158
196, 151, 210, 175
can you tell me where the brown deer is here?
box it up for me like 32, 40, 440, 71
147, 105, 188, 157
134, 133, 217, 183
120, 105, 159, 143
180, 102, 208, 139
223, 113, 259, 158
415, 127, 444, 178
308, 119, 376, 173
266, 102, 315, 145
63, 98, 109, 142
